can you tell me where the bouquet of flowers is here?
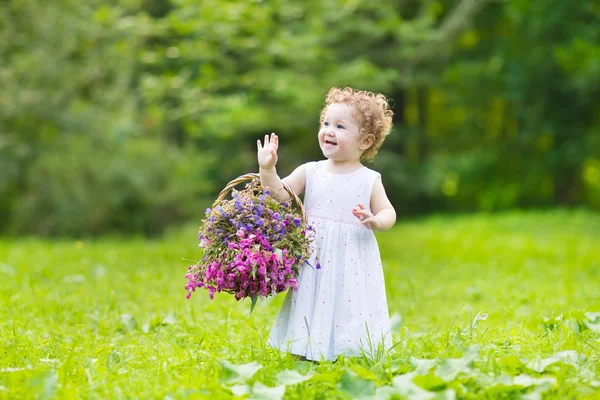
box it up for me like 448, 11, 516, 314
185, 173, 315, 313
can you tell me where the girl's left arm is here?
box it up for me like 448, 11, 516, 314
353, 177, 396, 232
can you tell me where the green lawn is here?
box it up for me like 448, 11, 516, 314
1, 210, 599, 399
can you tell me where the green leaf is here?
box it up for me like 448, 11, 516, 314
434, 389, 456, 400
434, 345, 479, 382
391, 372, 435, 399
585, 312, 600, 324
229, 384, 251, 396
410, 357, 437, 375
276, 369, 314, 386
250, 295, 258, 315
526, 351, 580, 373
491, 374, 556, 389
337, 370, 376, 397
250, 382, 286, 400
412, 374, 447, 392
584, 312, 600, 332
372, 386, 398, 400
218, 360, 263, 384
274, 248, 283, 263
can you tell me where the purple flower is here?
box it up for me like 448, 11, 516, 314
186, 179, 314, 305
207, 285, 216, 299
205, 208, 212, 215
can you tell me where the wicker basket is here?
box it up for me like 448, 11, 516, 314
212, 173, 306, 223
191, 172, 311, 313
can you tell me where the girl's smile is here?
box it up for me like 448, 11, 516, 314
318, 103, 363, 163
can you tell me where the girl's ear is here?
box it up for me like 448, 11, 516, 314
360, 134, 375, 150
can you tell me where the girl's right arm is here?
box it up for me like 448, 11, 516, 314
257, 133, 306, 202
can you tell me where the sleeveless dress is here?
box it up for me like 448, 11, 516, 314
267, 160, 392, 361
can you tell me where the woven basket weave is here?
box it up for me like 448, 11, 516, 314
212, 173, 306, 222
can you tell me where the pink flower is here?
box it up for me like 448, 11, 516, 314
236, 228, 247, 238
186, 179, 313, 304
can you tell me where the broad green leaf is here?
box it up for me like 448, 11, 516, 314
276, 370, 314, 386
410, 357, 437, 375
585, 312, 600, 324
372, 386, 397, 400
435, 345, 480, 382
229, 384, 251, 397
490, 374, 556, 400
338, 370, 376, 397
412, 374, 447, 392
584, 312, 600, 332
392, 373, 435, 399
251, 382, 286, 400
218, 360, 263, 384
353, 366, 380, 381
434, 389, 456, 400
526, 350, 580, 373
492, 374, 556, 388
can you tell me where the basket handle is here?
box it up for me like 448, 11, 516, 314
212, 173, 306, 223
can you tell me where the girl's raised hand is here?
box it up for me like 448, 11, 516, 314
352, 203, 381, 231
257, 133, 279, 170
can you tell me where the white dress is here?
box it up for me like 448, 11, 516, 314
267, 160, 392, 361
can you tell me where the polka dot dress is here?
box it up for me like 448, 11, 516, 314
267, 160, 392, 361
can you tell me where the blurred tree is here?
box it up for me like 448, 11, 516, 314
1, 0, 598, 236
0, 0, 212, 235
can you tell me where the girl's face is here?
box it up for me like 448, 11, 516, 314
318, 103, 369, 163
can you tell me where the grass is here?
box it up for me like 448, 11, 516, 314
1, 209, 599, 399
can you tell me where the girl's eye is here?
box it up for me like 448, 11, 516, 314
337, 124, 344, 129
323, 122, 329, 127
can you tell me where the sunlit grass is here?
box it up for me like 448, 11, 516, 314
1, 209, 599, 399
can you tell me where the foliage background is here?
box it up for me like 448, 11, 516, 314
1, 0, 599, 236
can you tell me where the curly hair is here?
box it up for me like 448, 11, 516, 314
319, 87, 394, 162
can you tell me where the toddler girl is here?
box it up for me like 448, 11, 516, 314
257, 87, 396, 362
